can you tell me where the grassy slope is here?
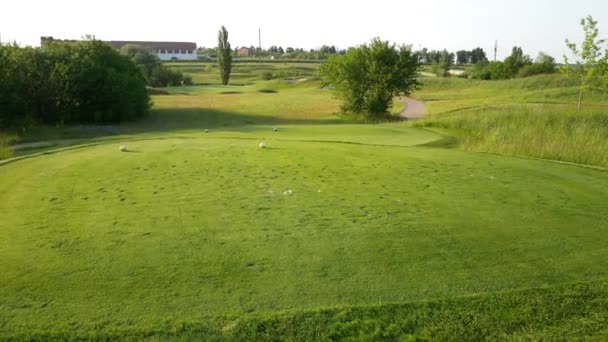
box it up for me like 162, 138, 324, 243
5, 79, 404, 156
413, 75, 608, 167
163, 62, 321, 85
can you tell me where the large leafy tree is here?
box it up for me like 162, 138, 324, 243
217, 26, 232, 85
503, 46, 532, 77
319, 38, 421, 118
120, 44, 161, 80
469, 47, 488, 64
456, 50, 469, 65
562, 16, 608, 111
0, 40, 150, 126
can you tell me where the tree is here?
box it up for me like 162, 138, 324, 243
119, 45, 188, 87
319, 38, 421, 118
535, 51, 555, 65
217, 26, 232, 85
503, 46, 532, 77
517, 52, 556, 77
120, 44, 161, 80
456, 50, 469, 65
470, 47, 487, 64
0, 40, 150, 126
562, 16, 608, 111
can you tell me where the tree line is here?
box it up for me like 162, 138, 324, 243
199, 45, 347, 60
0, 40, 151, 127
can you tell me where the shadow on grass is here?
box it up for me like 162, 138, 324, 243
118, 107, 346, 136
12, 107, 350, 146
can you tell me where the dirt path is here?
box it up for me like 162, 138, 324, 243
399, 97, 426, 119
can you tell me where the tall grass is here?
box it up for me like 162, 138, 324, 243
414, 104, 608, 167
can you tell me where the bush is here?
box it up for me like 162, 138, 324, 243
261, 71, 273, 80
470, 62, 511, 80
150, 66, 187, 87
518, 63, 556, 78
0, 41, 150, 126
431, 63, 450, 77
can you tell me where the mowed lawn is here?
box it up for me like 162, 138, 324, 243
1, 133, 608, 338
2, 71, 608, 339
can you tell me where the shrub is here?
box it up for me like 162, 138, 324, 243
261, 71, 273, 80
518, 63, 556, 78
150, 66, 186, 87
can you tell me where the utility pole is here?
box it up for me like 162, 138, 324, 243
494, 40, 498, 61
258, 28, 262, 62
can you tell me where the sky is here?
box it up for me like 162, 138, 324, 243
1, 0, 607, 61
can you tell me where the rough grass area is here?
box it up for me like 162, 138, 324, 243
11, 279, 607, 340
414, 106, 608, 167
413, 74, 608, 167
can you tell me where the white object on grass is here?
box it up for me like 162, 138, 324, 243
205, 129, 209, 133
259, 142, 267, 148
283, 189, 293, 195
119, 145, 127, 152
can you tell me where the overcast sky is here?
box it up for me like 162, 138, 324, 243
1, 0, 607, 61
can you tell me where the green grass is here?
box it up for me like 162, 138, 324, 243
2, 136, 608, 339
1, 70, 608, 339
414, 105, 608, 167
4, 79, 403, 153
413, 74, 608, 167
7, 279, 608, 340
163, 62, 320, 85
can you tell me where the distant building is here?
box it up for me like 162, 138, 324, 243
40, 37, 198, 61
237, 47, 251, 57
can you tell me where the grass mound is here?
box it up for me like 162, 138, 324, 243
414, 105, 608, 167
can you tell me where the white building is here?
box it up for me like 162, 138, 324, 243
41, 37, 198, 61
106, 41, 198, 61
